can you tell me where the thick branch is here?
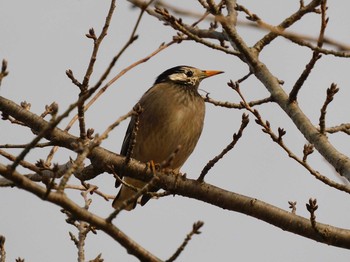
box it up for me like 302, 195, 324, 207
1, 96, 350, 249
218, 17, 350, 181
0, 165, 161, 262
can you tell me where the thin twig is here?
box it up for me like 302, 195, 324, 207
288, 51, 321, 102
66, 186, 98, 262
47, 0, 143, 164
155, 7, 239, 56
57, 108, 133, 192
289, 0, 328, 102
137, 0, 350, 52
93, 0, 154, 91
66, 69, 82, 88
110, 167, 139, 192
57, 150, 88, 193
9, 99, 82, 172
98, 111, 135, 144
197, 0, 209, 9
40, 102, 59, 119
77, 0, 117, 140
78, 189, 95, 262
288, 201, 297, 214
244, 1, 350, 58
198, 113, 249, 182
306, 198, 318, 229
0, 59, 9, 87
204, 95, 272, 109
156, 0, 210, 27
106, 176, 159, 222
253, 0, 323, 52
81, 0, 116, 89
234, 82, 350, 194
319, 83, 339, 134
166, 221, 204, 262
0, 235, 5, 262
303, 144, 314, 162
323, 123, 350, 135
0, 149, 41, 173
89, 254, 103, 262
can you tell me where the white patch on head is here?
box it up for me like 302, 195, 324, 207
169, 72, 188, 82
168, 68, 200, 86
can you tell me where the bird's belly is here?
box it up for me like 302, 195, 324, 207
133, 106, 204, 169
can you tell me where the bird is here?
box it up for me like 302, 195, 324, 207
112, 65, 223, 210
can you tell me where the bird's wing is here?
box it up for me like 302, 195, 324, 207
114, 116, 135, 189
120, 86, 153, 156
120, 115, 136, 156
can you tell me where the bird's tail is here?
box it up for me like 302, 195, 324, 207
112, 177, 145, 211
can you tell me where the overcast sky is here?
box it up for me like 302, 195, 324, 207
1, 0, 350, 261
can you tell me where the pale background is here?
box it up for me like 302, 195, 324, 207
1, 0, 350, 261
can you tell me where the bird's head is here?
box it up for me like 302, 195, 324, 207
154, 65, 223, 88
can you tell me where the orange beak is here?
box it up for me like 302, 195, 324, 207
202, 70, 224, 78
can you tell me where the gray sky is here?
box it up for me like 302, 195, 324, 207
1, 0, 350, 261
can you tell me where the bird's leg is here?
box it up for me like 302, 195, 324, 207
148, 160, 155, 171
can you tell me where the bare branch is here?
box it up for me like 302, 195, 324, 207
234, 84, 350, 194
1, 115, 350, 251
289, 52, 322, 102
288, 201, 297, 214
89, 254, 103, 262
81, 0, 116, 89
4, 92, 350, 245
253, 0, 323, 52
303, 144, 314, 162
204, 95, 272, 109
155, 7, 239, 55
3, 1, 350, 256
0, 165, 163, 262
289, 0, 328, 102
166, 221, 204, 262
0, 142, 53, 149
66, 69, 82, 88
73, 0, 117, 141
0, 235, 5, 262
217, 10, 350, 180
306, 198, 318, 229
8, 101, 77, 172
107, 176, 159, 221
198, 113, 249, 182
323, 123, 350, 135
92, 0, 155, 91
0, 59, 9, 86
319, 83, 339, 135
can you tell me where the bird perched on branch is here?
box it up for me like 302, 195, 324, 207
112, 65, 223, 210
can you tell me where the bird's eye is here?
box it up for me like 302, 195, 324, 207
185, 71, 193, 77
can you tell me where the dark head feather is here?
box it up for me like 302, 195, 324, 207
154, 65, 194, 84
